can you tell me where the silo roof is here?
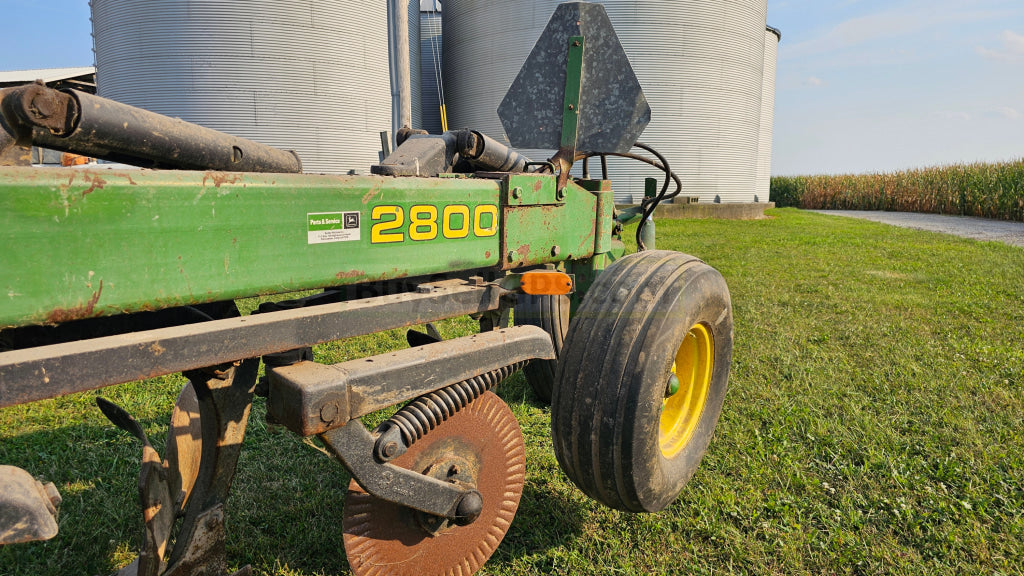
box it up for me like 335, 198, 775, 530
0, 66, 96, 87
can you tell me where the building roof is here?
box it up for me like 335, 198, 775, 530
0, 66, 96, 85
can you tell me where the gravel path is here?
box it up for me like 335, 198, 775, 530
809, 210, 1024, 248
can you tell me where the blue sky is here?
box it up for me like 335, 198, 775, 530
2, 0, 1023, 175
770, 0, 1024, 174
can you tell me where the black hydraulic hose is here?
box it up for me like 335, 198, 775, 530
581, 143, 682, 251
633, 142, 673, 250
583, 150, 682, 195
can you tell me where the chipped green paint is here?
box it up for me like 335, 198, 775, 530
1, 167, 502, 327
0, 167, 615, 328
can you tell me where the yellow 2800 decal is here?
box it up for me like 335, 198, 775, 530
370, 204, 498, 244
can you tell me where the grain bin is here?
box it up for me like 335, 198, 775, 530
91, 0, 393, 175
420, 1, 444, 134
757, 26, 781, 203
408, 0, 423, 131
443, 0, 769, 203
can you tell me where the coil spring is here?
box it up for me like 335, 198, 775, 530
387, 361, 527, 448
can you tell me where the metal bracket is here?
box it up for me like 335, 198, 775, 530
319, 420, 481, 522
552, 35, 586, 191
504, 173, 562, 206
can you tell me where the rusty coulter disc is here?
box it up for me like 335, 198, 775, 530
343, 391, 525, 576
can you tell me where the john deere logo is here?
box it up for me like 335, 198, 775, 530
308, 211, 361, 244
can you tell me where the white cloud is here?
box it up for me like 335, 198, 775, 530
782, 12, 924, 58
976, 30, 1024, 62
993, 106, 1021, 119
935, 110, 972, 121
782, 2, 1009, 61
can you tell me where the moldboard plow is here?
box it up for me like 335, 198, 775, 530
0, 3, 733, 575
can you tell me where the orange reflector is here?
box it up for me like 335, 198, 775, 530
520, 271, 573, 295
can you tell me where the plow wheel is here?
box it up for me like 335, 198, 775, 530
343, 391, 525, 576
514, 293, 569, 403
551, 250, 733, 512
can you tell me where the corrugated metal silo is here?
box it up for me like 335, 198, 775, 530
420, 1, 444, 134
443, 0, 769, 203
757, 26, 780, 203
91, 0, 391, 175
408, 0, 423, 130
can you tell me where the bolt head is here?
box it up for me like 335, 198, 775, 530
551, 245, 561, 257
454, 491, 484, 526
320, 402, 339, 423
382, 441, 399, 457
511, 187, 522, 199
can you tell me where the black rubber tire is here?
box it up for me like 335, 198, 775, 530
551, 250, 733, 512
514, 293, 569, 403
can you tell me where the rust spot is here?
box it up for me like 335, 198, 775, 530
516, 244, 531, 259
82, 174, 106, 196
533, 180, 543, 192
485, 251, 491, 259
336, 270, 365, 280
150, 342, 166, 356
202, 172, 242, 188
362, 183, 382, 204
45, 280, 104, 323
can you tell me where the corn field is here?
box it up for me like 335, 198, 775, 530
770, 159, 1024, 222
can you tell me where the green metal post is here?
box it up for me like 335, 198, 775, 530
560, 36, 586, 151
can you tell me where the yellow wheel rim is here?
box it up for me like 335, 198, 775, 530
659, 322, 714, 458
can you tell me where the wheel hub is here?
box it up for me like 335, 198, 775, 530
660, 322, 714, 458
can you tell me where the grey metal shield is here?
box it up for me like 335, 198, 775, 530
497, 2, 650, 154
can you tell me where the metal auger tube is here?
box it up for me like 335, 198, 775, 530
0, 82, 302, 173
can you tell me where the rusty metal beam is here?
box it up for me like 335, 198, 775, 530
266, 325, 555, 436
0, 281, 505, 408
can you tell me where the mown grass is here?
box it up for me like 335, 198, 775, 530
2, 208, 1023, 575
771, 160, 1024, 222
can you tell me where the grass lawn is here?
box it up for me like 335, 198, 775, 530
2, 208, 1022, 575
